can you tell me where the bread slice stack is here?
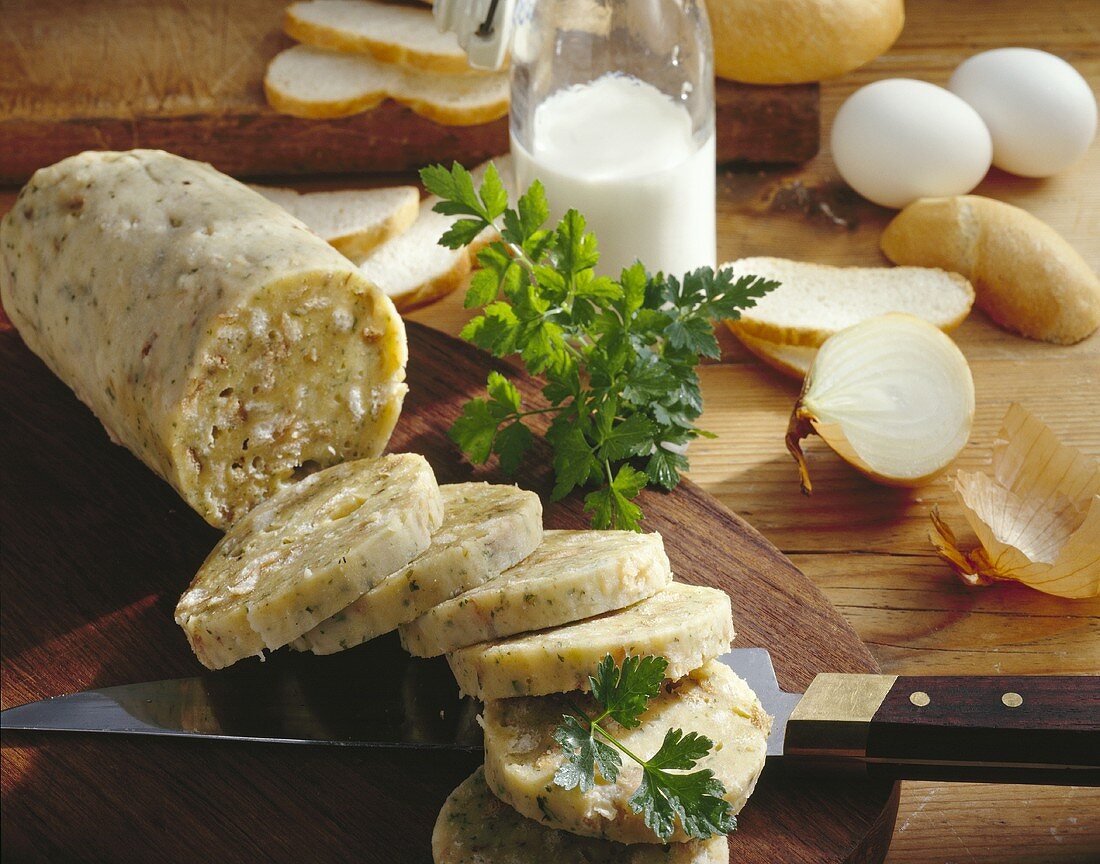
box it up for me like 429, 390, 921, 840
174, 448, 770, 858
357, 155, 513, 310
724, 257, 976, 378
265, 0, 509, 125
253, 155, 511, 311
250, 184, 419, 259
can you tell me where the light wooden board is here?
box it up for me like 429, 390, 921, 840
0, 0, 819, 181
404, 2, 1100, 860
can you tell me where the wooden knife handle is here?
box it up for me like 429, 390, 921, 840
784, 674, 1100, 785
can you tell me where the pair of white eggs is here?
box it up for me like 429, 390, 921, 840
832, 48, 1098, 208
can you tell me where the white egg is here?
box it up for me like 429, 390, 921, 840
949, 48, 1097, 178
831, 78, 992, 209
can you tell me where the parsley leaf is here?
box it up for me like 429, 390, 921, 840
553, 654, 735, 842
584, 463, 646, 531
589, 654, 667, 728
421, 161, 778, 530
552, 714, 621, 793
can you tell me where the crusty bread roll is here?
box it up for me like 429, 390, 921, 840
0, 150, 407, 528
881, 196, 1100, 344
705, 0, 904, 84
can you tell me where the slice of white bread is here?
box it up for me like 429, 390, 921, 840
285, 1, 473, 75
264, 44, 509, 124
724, 257, 976, 347
736, 331, 816, 379
250, 184, 418, 260
358, 155, 512, 310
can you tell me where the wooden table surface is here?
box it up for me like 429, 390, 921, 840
410, 2, 1100, 861
0, 0, 1096, 862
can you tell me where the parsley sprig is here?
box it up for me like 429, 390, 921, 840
421, 162, 777, 530
552, 654, 735, 842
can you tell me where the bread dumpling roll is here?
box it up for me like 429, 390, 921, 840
0, 149, 407, 528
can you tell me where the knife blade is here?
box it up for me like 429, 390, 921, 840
3, 643, 1097, 785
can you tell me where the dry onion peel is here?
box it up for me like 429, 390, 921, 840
930, 404, 1100, 598
786, 313, 975, 494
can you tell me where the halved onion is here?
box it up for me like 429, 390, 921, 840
786, 313, 975, 493
931, 404, 1099, 598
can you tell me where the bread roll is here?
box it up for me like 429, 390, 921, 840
705, 0, 904, 84
0, 149, 407, 528
881, 196, 1100, 344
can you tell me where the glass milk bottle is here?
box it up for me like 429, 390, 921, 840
509, 0, 716, 277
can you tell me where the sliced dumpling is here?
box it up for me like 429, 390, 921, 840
293, 482, 543, 654
482, 660, 770, 845
448, 583, 734, 701
0, 149, 408, 529
433, 767, 728, 864
175, 454, 443, 669
398, 530, 672, 657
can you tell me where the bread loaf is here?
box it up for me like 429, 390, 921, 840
0, 150, 407, 528
705, 0, 904, 84
881, 195, 1100, 344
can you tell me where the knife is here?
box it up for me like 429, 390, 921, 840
3, 645, 1097, 786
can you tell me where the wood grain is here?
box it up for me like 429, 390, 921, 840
0, 322, 896, 862
0, 0, 819, 181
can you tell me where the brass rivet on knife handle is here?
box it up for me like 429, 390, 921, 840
785, 674, 898, 760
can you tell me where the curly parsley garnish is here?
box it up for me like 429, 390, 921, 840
420, 162, 777, 531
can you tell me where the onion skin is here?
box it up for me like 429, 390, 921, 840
785, 405, 817, 495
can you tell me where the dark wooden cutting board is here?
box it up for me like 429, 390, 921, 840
0, 319, 897, 863
0, 0, 818, 183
